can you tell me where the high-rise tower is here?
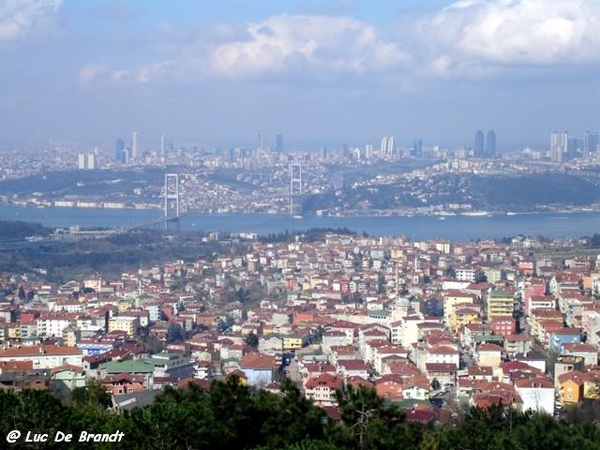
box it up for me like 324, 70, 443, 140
386, 136, 395, 155
132, 131, 140, 159
412, 139, 422, 157
584, 131, 599, 153
550, 131, 563, 163
258, 131, 264, 151
560, 131, 569, 154
474, 130, 484, 157
77, 150, 96, 170
275, 133, 283, 153
115, 138, 125, 162
380, 137, 388, 156
486, 130, 496, 157
160, 135, 166, 159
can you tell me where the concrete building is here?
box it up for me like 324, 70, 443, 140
487, 290, 514, 322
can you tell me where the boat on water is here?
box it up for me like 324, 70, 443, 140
462, 211, 491, 217
438, 217, 446, 221
292, 215, 303, 219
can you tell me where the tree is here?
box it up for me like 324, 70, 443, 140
244, 332, 259, 349
69, 379, 112, 409
334, 385, 406, 450
444, 267, 456, 278
167, 323, 183, 343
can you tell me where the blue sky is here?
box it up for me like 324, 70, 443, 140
0, 0, 598, 151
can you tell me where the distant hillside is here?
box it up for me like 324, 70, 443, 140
468, 174, 600, 210
301, 172, 600, 214
0, 220, 51, 241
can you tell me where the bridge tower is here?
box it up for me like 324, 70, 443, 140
164, 173, 180, 230
289, 163, 302, 215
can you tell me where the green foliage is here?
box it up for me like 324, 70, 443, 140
0, 220, 51, 240
468, 174, 600, 209
68, 379, 112, 409
244, 332, 259, 349
1, 384, 600, 450
586, 233, 600, 248
0, 230, 228, 282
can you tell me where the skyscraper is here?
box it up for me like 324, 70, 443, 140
566, 137, 578, 161
550, 131, 559, 150
561, 131, 569, 154
584, 131, 599, 153
77, 151, 96, 170
380, 137, 388, 156
78, 151, 86, 170
258, 130, 264, 151
412, 139, 422, 157
550, 131, 563, 163
115, 138, 124, 162
275, 133, 283, 153
474, 130, 484, 157
160, 135, 166, 158
386, 136, 395, 155
132, 131, 140, 159
486, 130, 496, 157
87, 151, 96, 170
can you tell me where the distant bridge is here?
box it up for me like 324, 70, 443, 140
117, 173, 182, 233
115, 214, 183, 233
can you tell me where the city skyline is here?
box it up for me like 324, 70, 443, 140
0, 0, 598, 148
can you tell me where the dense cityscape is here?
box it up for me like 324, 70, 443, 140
1, 128, 600, 218
1, 0, 600, 448
1, 55, 600, 450
1, 216, 600, 446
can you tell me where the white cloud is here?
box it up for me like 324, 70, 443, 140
206, 15, 411, 78
78, 63, 109, 87
79, 61, 175, 88
423, 0, 600, 67
77, 2, 600, 89
0, 0, 62, 43
79, 14, 412, 87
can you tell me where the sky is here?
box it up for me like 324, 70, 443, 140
0, 0, 599, 150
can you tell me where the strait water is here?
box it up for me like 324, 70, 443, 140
1, 206, 599, 241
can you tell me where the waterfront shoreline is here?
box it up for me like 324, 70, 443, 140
1, 205, 599, 241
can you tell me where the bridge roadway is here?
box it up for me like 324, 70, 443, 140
0, 215, 183, 251
115, 214, 182, 233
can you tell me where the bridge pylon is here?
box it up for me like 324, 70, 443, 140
165, 173, 180, 231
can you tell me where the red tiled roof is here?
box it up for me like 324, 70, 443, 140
51, 364, 84, 374
426, 363, 456, 372
514, 377, 553, 389
177, 378, 211, 390
558, 370, 586, 385
428, 346, 459, 355
477, 343, 503, 352
563, 343, 597, 353
338, 360, 370, 371
346, 376, 373, 389
305, 373, 343, 390
0, 345, 82, 357
0, 361, 33, 371
239, 352, 277, 370
406, 408, 436, 425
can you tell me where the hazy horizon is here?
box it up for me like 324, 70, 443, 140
0, 0, 598, 151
